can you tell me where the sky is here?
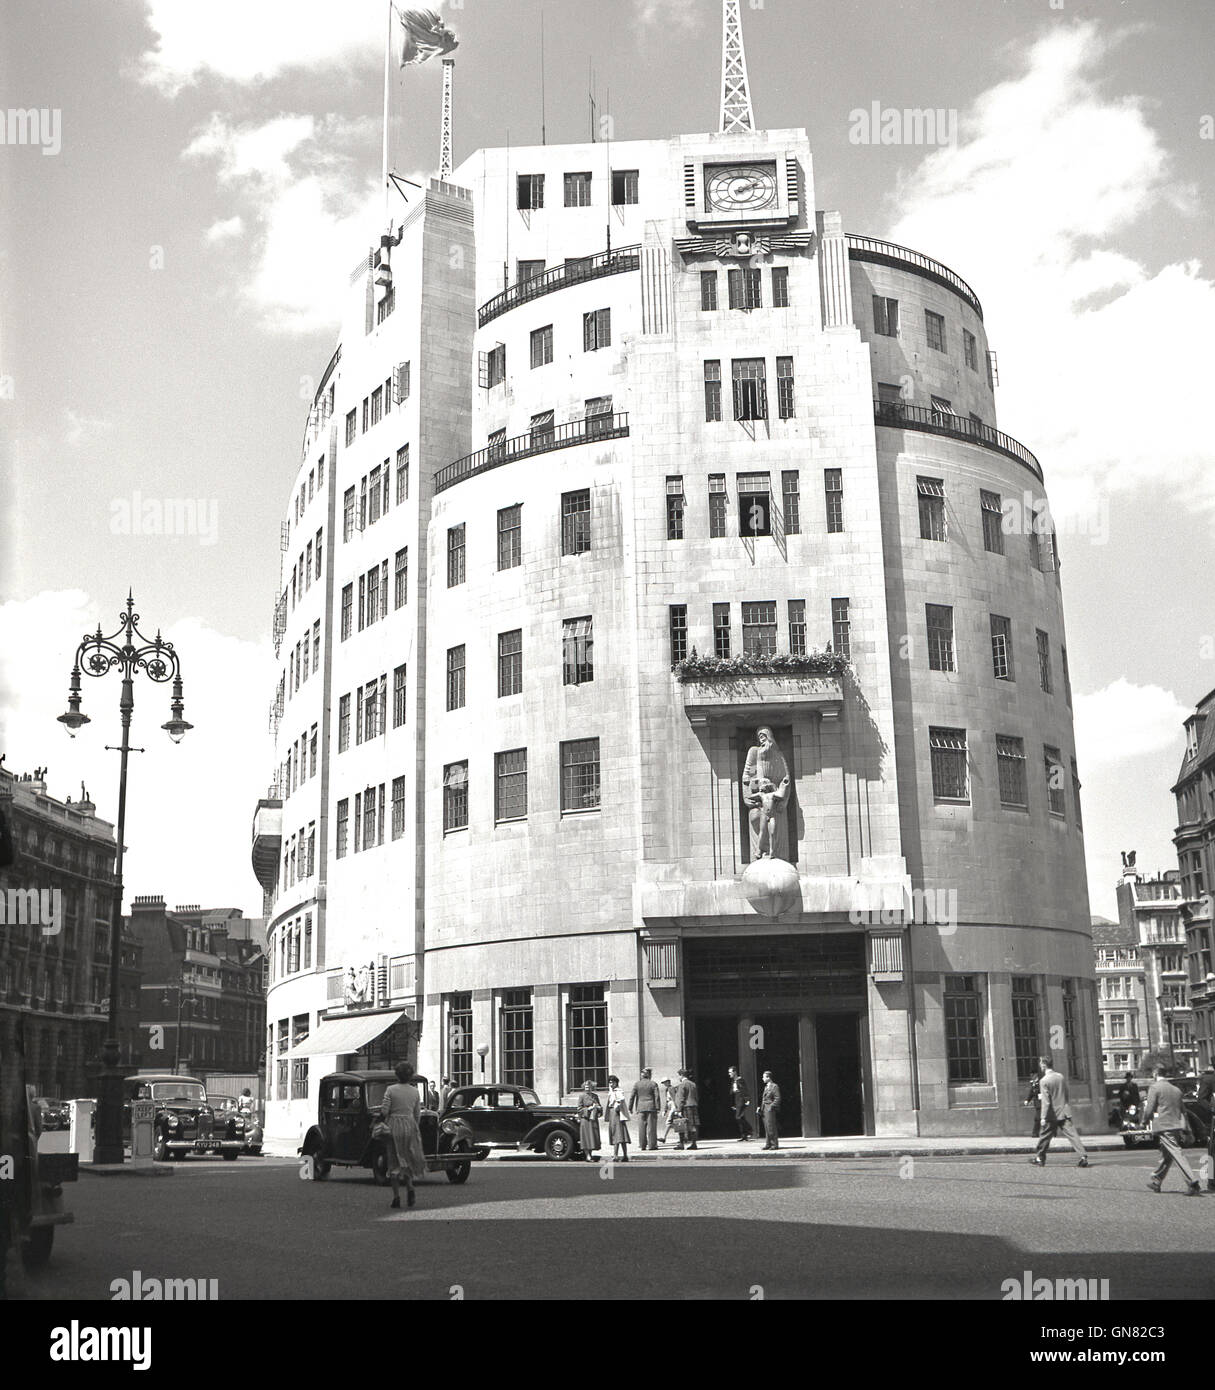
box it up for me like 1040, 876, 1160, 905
1, 0, 1213, 919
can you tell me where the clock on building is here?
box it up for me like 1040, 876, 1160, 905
705, 162, 779, 212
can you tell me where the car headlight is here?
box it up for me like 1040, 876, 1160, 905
166, 1115, 180, 1129
440, 1119, 462, 1136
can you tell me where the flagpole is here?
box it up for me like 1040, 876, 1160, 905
383, 0, 393, 223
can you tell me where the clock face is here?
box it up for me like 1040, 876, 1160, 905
705, 162, 778, 212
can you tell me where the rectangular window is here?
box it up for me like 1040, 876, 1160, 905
336, 799, 348, 859
446, 645, 466, 711
732, 358, 767, 421
495, 749, 528, 823
562, 616, 593, 686
776, 356, 795, 419
500, 988, 535, 1087
370, 386, 383, 428
925, 309, 947, 353
771, 265, 789, 307
584, 394, 613, 438
362, 398, 368, 433
824, 468, 844, 533
530, 324, 554, 369
343, 486, 355, 542
447, 524, 466, 587
498, 629, 523, 697
996, 734, 1027, 807
831, 598, 851, 660
990, 614, 1014, 681
394, 445, 409, 506
738, 471, 771, 537
561, 489, 591, 556
338, 694, 350, 754
930, 727, 969, 802
872, 295, 899, 337
1011, 977, 1041, 1080
517, 173, 544, 209
481, 343, 506, 389
394, 547, 408, 610
393, 664, 407, 728
963, 328, 978, 371
447, 993, 473, 1086
305, 541, 313, 590
727, 266, 762, 310
310, 724, 318, 778
529, 410, 555, 447
561, 738, 601, 813
944, 975, 985, 1083
583, 307, 611, 351
926, 604, 955, 672
443, 762, 469, 833
564, 171, 592, 206
1045, 745, 1066, 816
713, 602, 731, 659
741, 600, 777, 657
981, 489, 1004, 554
1036, 630, 1052, 693
611, 169, 638, 205
566, 983, 608, 1090
392, 775, 406, 840
700, 270, 718, 311
704, 360, 722, 422
669, 605, 688, 664
781, 471, 800, 534
497, 505, 522, 570
315, 529, 323, 580
517, 258, 545, 281
368, 466, 382, 526
788, 599, 807, 657
345, 410, 356, 447
377, 287, 395, 323
708, 474, 727, 537
366, 563, 380, 628
931, 395, 954, 421
666, 476, 685, 540
917, 476, 947, 542
1062, 979, 1083, 1078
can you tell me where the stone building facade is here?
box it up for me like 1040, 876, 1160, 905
1092, 917, 1150, 1078
1113, 864, 1196, 1072
1172, 691, 1215, 1068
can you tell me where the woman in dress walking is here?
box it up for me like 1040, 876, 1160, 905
604, 1075, 631, 1162
659, 1078, 678, 1144
379, 1061, 426, 1209
577, 1079, 602, 1160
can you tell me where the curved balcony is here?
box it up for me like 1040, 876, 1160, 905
847, 233, 983, 320
435, 412, 629, 494
873, 400, 1042, 481
478, 246, 641, 328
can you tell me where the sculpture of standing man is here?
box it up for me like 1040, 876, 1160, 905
742, 727, 791, 863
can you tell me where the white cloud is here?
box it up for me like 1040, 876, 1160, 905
64, 410, 114, 448
886, 23, 1214, 516
204, 215, 245, 243
633, 0, 702, 28
0, 591, 276, 917
1074, 678, 1190, 769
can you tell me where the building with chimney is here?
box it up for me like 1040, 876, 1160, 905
1172, 691, 1215, 1069
1114, 861, 1195, 1072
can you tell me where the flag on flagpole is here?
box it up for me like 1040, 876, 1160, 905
398, 7, 459, 66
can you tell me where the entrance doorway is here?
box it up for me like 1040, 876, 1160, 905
815, 1012, 864, 1136
753, 1013, 802, 1137
691, 1016, 741, 1138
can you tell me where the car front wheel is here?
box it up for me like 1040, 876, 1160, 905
371, 1146, 390, 1186
153, 1131, 169, 1162
544, 1129, 574, 1161
446, 1141, 472, 1184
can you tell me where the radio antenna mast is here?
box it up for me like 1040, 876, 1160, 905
719, 0, 755, 133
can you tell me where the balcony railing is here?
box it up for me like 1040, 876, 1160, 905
873, 400, 1042, 481
846, 233, 984, 320
435, 412, 629, 493
478, 246, 641, 327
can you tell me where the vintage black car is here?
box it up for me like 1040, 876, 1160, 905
122, 1073, 244, 1161
442, 1083, 582, 1160
33, 1097, 69, 1132
300, 1071, 489, 1184
214, 1098, 263, 1155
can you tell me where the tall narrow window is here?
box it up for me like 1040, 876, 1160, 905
315, 528, 323, 579
1044, 745, 1066, 817
990, 615, 1014, 681
482, 344, 506, 388
929, 727, 969, 802
566, 984, 607, 1090
446, 645, 466, 711
392, 776, 406, 840
781, 471, 800, 533
669, 605, 688, 664
336, 799, 349, 859
498, 629, 523, 697
831, 598, 851, 660
562, 617, 593, 686
561, 489, 591, 556
704, 360, 722, 422
708, 474, 727, 537
366, 563, 380, 628
583, 308, 611, 351
926, 604, 955, 672
443, 762, 469, 833
530, 325, 554, 368
396, 445, 409, 504
981, 489, 1004, 554
788, 599, 807, 656
500, 988, 535, 1087
561, 738, 601, 812
1062, 979, 1083, 1077
495, 749, 528, 823
824, 468, 844, 533
713, 602, 731, 659
497, 505, 522, 570
446, 992, 473, 1085
447, 524, 466, 587
925, 309, 947, 353
394, 547, 408, 610
666, 477, 685, 540
1036, 630, 1052, 693
728, 267, 762, 310
996, 735, 1027, 807
771, 266, 789, 307
1011, 977, 1041, 1079
776, 357, 795, 419
741, 601, 777, 657
963, 328, 978, 371
345, 410, 357, 447
700, 271, 718, 311
917, 476, 947, 542
872, 295, 899, 337
370, 387, 383, 428
393, 663, 407, 728
343, 486, 355, 542
731, 358, 767, 420
338, 694, 350, 753
944, 975, 985, 1082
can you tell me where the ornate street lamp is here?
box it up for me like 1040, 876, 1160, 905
1162, 1002, 1176, 1069
58, 591, 193, 1163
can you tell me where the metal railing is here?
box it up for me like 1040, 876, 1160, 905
847, 233, 983, 320
872, 400, 1042, 480
435, 412, 629, 493
478, 246, 641, 327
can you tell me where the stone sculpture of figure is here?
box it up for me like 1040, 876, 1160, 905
742, 728, 792, 862
356, 962, 372, 1003
343, 966, 359, 1005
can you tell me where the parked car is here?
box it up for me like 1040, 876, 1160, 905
1117, 1074, 1211, 1149
21, 1088, 77, 1270
300, 1071, 489, 1184
441, 1083, 583, 1161
33, 1097, 70, 1132
122, 1074, 244, 1161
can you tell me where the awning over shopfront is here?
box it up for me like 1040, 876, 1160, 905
292, 1009, 408, 1057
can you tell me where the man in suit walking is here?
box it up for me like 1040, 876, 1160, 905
728, 1066, 753, 1141
760, 1071, 781, 1150
1142, 1066, 1202, 1196
1029, 1055, 1090, 1167
629, 1068, 662, 1151
674, 1069, 699, 1150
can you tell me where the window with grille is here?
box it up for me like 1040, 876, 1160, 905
564, 171, 592, 206
447, 524, 465, 587
1011, 977, 1041, 1079
1044, 745, 1066, 816
561, 738, 600, 812
517, 173, 544, 209
872, 295, 899, 337
942, 975, 985, 1082
583, 307, 611, 351
530, 324, 554, 368
930, 727, 968, 801
336, 799, 348, 859
742, 600, 777, 657
708, 474, 727, 537
981, 489, 1004, 554
925, 309, 947, 352
393, 664, 406, 728
562, 616, 593, 685
669, 605, 688, 664
500, 988, 535, 1086
788, 599, 807, 656
772, 266, 789, 307
315, 531, 323, 580
1036, 630, 1052, 692
310, 725, 318, 778
443, 762, 468, 833
776, 357, 795, 419
704, 360, 722, 422
393, 445, 409, 505
831, 598, 851, 660
566, 983, 607, 1089
824, 468, 844, 533
611, 169, 638, 204
700, 271, 718, 311
447, 992, 473, 1085
728, 267, 762, 310
388, 775, 406, 840
497, 505, 521, 570
345, 410, 356, 446
561, 489, 591, 555
1071, 758, 1083, 831
996, 735, 1027, 807
926, 604, 955, 671
732, 358, 767, 420
917, 476, 947, 542
343, 487, 355, 542
713, 602, 731, 658
446, 645, 466, 711
781, 470, 800, 533
963, 328, 978, 371
930, 395, 954, 421
370, 387, 383, 428
666, 476, 685, 540
990, 615, 1013, 681
391, 546, 407, 611
366, 563, 380, 627
498, 629, 523, 697
338, 694, 350, 753
495, 749, 528, 823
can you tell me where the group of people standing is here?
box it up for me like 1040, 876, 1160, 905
574, 1066, 784, 1158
